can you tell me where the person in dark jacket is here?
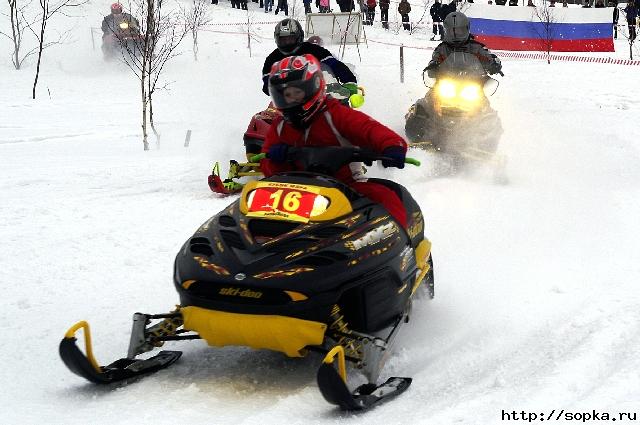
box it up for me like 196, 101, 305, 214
275, 0, 289, 15
365, 0, 377, 25
398, 0, 411, 31
262, 54, 410, 228
261, 19, 358, 96
101, 3, 139, 37
426, 12, 502, 77
623, 0, 637, 41
430, 0, 444, 40
379, 0, 390, 29
610, 1, 619, 39
438, 0, 456, 20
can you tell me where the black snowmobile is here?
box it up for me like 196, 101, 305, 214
405, 52, 504, 174
60, 146, 433, 411
101, 17, 144, 61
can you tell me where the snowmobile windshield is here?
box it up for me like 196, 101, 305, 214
438, 52, 486, 80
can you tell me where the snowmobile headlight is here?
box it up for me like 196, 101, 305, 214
437, 80, 456, 99
247, 189, 256, 208
310, 195, 330, 217
119, 22, 129, 29
460, 84, 481, 102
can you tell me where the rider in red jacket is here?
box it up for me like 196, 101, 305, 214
261, 54, 409, 228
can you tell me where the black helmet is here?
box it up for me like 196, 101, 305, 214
443, 12, 470, 45
274, 19, 304, 55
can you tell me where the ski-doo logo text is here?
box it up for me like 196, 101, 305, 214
345, 222, 397, 251
219, 287, 263, 299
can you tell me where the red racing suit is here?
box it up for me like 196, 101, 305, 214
261, 98, 409, 228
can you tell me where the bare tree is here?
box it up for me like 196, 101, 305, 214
531, 0, 557, 64
181, 0, 210, 61
117, 0, 188, 150
0, 0, 41, 69
29, 0, 85, 98
409, 0, 432, 35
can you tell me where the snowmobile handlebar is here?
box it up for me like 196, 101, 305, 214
250, 149, 420, 169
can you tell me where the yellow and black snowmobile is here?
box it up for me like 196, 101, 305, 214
60, 146, 433, 411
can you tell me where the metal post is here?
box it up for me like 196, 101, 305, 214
400, 44, 404, 83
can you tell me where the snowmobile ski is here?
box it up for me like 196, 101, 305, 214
317, 346, 411, 411
59, 321, 181, 384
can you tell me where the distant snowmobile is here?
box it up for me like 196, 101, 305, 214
208, 69, 365, 195
59, 146, 433, 412
405, 52, 503, 174
101, 18, 144, 61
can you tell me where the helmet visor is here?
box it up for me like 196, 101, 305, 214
269, 78, 318, 109
277, 35, 299, 52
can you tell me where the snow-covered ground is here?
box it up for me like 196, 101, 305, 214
2, 2, 640, 424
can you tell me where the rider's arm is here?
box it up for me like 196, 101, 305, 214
306, 43, 357, 84
260, 117, 294, 176
425, 45, 446, 77
101, 17, 110, 33
262, 50, 284, 95
470, 42, 502, 74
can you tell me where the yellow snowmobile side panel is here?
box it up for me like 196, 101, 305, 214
181, 306, 327, 357
412, 239, 432, 295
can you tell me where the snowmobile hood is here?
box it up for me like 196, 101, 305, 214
173, 174, 415, 320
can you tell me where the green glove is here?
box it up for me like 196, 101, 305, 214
343, 82, 359, 96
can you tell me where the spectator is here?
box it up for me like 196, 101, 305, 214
303, 0, 312, 13
595, 0, 605, 7
549, 0, 555, 6
358, 0, 368, 22
265, 0, 273, 12
380, 0, 390, 29
319, 0, 330, 12
563, 0, 568, 6
623, 0, 637, 41
231, 0, 240, 8
430, 0, 444, 40
509, 0, 519, 5
610, 1, 619, 39
398, 0, 411, 31
240, 0, 248, 9
275, 0, 289, 15
527, 0, 535, 6
439, 0, 456, 21
365, 0, 377, 25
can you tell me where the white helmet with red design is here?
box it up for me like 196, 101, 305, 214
268, 54, 327, 127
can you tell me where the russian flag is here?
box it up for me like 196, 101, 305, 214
464, 4, 614, 52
